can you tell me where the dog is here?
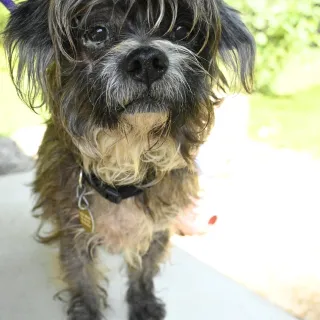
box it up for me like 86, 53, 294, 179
4, 0, 254, 319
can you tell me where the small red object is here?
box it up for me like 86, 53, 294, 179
208, 215, 218, 225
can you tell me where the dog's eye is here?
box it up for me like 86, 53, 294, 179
87, 26, 108, 43
174, 25, 189, 41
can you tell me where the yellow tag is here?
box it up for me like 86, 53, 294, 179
79, 209, 95, 233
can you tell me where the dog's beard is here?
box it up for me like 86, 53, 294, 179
75, 112, 190, 186
122, 97, 168, 114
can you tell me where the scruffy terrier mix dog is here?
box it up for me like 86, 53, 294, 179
4, 0, 254, 319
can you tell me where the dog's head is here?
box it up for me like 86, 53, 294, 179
5, 0, 254, 162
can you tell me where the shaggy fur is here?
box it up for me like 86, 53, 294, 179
4, 0, 254, 319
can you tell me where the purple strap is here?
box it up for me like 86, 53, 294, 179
0, 0, 16, 12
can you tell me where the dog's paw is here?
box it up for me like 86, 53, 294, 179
129, 298, 166, 320
67, 307, 102, 320
67, 296, 102, 320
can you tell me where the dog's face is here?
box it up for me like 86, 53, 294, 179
5, 0, 254, 161
58, 1, 217, 126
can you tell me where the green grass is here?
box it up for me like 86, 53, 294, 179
0, 49, 43, 136
249, 85, 320, 157
248, 47, 320, 158
0, 7, 43, 135
0, 74, 43, 136
0, 6, 9, 32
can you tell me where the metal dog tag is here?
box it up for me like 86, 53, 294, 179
77, 170, 95, 233
79, 209, 95, 233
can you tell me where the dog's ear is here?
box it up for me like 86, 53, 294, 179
218, 3, 255, 93
4, 0, 53, 109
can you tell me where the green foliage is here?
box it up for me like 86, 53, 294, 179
228, 0, 320, 94
0, 5, 9, 34
249, 85, 320, 157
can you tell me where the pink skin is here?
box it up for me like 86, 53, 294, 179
175, 198, 217, 236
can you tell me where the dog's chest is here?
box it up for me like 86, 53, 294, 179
90, 194, 156, 256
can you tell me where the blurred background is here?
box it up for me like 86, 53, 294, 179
0, 1, 320, 319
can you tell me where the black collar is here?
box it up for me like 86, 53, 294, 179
83, 172, 145, 204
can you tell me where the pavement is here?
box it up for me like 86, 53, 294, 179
179, 140, 320, 320
0, 171, 298, 320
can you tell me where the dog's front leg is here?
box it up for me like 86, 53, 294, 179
59, 226, 105, 320
126, 230, 169, 320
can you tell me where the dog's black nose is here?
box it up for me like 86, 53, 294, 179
124, 47, 169, 86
